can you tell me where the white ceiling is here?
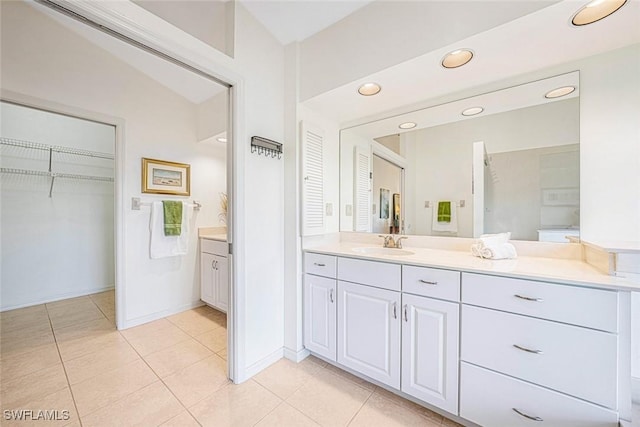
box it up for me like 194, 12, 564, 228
240, 0, 374, 45
302, 0, 640, 125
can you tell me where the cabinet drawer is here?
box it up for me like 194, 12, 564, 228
304, 253, 337, 278
402, 265, 460, 302
461, 305, 617, 408
461, 273, 618, 332
201, 238, 228, 256
338, 257, 401, 291
460, 363, 618, 427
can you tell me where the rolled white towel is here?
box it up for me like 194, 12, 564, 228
479, 232, 511, 247
482, 243, 518, 260
471, 243, 482, 257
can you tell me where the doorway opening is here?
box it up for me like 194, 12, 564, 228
1, 0, 237, 397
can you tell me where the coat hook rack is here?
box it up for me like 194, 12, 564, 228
251, 136, 282, 159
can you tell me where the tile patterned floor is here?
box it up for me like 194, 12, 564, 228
11, 291, 636, 426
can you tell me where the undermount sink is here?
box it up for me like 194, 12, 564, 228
352, 247, 415, 256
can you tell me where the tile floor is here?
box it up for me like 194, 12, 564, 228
0, 291, 465, 426
7, 291, 635, 426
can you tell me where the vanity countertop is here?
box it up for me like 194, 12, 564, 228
305, 241, 640, 292
199, 232, 227, 242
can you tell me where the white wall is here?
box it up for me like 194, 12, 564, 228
1, 1, 227, 322
1, 103, 115, 310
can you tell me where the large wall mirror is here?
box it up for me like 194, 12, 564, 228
340, 71, 580, 242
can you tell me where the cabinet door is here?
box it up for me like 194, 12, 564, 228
214, 255, 229, 313
304, 274, 337, 361
401, 293, 459, 414
337, 281, 400, 388
200, 253, 216, 305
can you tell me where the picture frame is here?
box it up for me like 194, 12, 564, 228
141, 158, 190, 196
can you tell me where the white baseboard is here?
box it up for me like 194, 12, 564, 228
119, 300, 204, 330
0, 286, 115, 312
284, 347, 310, 363
632, 377, 640, 402
243, 347, 284, 380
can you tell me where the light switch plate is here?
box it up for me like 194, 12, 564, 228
325, 203, 333, 216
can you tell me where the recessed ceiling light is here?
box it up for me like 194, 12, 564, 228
441, 49, 474, 69
572, 0, 626, 26
217, 137, 227, 143
358, 82, 381, 96
545, 86, 576, 99
461, 107, 484, 116
398, 122, 417, 129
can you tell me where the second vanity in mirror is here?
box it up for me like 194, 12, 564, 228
340, 71, 580, 242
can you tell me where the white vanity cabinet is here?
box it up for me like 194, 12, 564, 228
401, 293, 459, 414
459, 272, 620, 426
302, 250, 628, 427
200, 239, 228, 312
401, 265, 460, 414
304, 253, 338, 361
337, 280, 401, 388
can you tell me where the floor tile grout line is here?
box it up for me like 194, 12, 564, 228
346, 388, 374, 426
245, 379, 285, 426
44, 303, 84, 427
89, 294, 114, 323
118, 327, 205, 426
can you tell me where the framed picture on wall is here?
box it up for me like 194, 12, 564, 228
142, 158, 190, 196
380, 188, 390, 219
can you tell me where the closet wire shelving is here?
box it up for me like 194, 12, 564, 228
0, 136, 115, 197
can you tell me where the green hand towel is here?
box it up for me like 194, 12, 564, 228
163, 201, 183, 236
437, 201, 451, 223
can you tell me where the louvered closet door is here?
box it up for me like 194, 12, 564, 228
353, 146, 371, 232
301, 122, 324, 236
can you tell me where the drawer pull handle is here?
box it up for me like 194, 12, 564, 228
392, 303, 397, 319
314, 263, 326, 267
329, 289, 334, 303
514, 294, 543, 302
419, 279, 438, 285
513, 344, 543, 355
512, 408, 543, 422
403, 304, 408, 322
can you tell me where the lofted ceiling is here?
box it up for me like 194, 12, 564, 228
240, 0, 374, 45
302, 0, 640, 125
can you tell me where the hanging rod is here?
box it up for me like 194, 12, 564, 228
0, 137, 114, 160
1, 167, 114, 182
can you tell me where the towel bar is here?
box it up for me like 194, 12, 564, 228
131, 197, 201, 211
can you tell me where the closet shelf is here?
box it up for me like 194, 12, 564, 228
1, 136, 114, 197
0, 136, 114, 160
1, 168, 114, 197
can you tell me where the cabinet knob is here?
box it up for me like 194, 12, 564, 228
512, 408, 543, 422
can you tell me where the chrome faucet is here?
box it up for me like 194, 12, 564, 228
378, 234, 408, 249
